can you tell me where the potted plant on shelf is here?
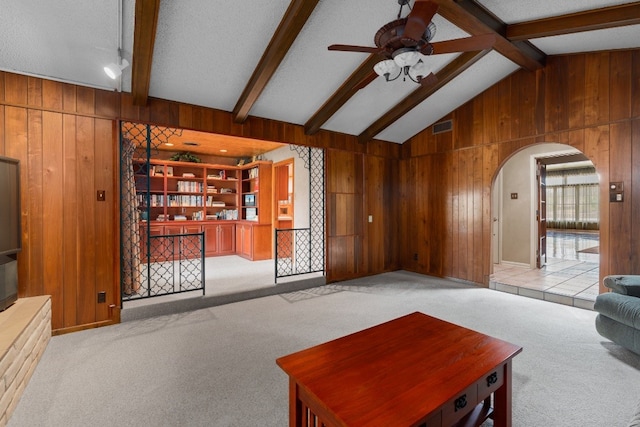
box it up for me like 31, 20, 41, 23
169, 151, 201, 163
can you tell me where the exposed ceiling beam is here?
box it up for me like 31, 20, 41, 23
431, 0, 545, 71
357, 49, 488, 144
304, 55, 381, 135
507, 3, 640, 41
232, 0, 320, 123
131, 0, 161, 106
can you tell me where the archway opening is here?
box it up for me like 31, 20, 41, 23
489, 143, 599, 308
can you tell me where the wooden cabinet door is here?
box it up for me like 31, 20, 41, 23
182, 224, 203, 259
218, 223, 236, 254
163, 224, 183, 261
203, 224, 219, 256
237, 224, 253, 258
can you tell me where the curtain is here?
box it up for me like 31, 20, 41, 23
546, 167, 599, 230
121, 138, 142, 295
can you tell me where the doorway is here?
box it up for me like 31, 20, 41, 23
119, 122, 326, 312
490, 143, 600, 309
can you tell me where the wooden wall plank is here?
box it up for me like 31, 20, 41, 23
28, 77, 43, 107
76, 116, 96, 325
0, 106, 4, 154
608, 122, 632, 274
567, 54, 585, 129
633, 52, 640, 118
62, 83, 77, 113
76, 87, 96, 115
583, 125, 610, 288
62, 114, 79, 328
482, 143, 499, 284
4, 107, 30, 294
545, 56, 569, 133
610, 51, 632, 122
365, 155, 384, 272
41, 111, 64, 329
27, 110, 44, 297
42, 80, 62, 111
94, 118, 115, 321
472, 147, 483, 284
0, 72, 5, 103
4, 74, 28, 105
95, 90, 119, 118
584, 52, 610, 127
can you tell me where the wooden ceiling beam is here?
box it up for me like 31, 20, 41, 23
232, 0, 320, 124
304, 55, 381, 135
131, 0, 161, 106
357, 49, 488, 144
507, 3, 640, 41
431, 0, 544, 71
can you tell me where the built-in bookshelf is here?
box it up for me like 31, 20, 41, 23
241, 163, 272, 223
134, 159, 240, 222
134, 159, 273, 260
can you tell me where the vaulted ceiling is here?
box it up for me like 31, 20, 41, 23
1, 0, 639, 151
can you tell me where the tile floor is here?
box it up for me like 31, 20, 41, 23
490, 230, 600, 310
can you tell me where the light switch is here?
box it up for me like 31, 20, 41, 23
368, 215, 373, 223
97, 190, 106, 201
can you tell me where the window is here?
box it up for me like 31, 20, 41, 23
546, 166, 599, 230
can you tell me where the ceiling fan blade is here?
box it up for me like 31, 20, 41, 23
418, 72, 438, 87
430, 34, 496, 55
403, 0, 438, 43
328, 44, 381, 54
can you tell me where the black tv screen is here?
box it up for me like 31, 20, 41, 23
0, 156, 21, 256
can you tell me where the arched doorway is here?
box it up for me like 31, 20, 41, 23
490, 143, 600, 309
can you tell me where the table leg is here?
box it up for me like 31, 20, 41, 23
289, 378, 302, 427
493, 361, 513, 427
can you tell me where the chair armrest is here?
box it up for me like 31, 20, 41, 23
603, 275, 640, 297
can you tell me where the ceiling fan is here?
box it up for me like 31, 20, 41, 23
328, 0, 496, 86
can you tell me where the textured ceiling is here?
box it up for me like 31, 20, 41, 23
1, 0, 639, 150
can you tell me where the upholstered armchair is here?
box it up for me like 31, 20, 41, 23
594, 275, 640, 355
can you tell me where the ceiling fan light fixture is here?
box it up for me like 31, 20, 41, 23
374, 59, 401, 80
408, 59, 430, 81
393, 49, 420, 67
104, 59, 129, 79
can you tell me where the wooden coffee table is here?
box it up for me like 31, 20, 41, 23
276, 312, 522, 427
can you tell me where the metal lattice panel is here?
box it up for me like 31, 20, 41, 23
120, 122, 204, 302
275, 146, 325, 281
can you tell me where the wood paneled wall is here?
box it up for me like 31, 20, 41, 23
401, 50, 640, 292
326, 149, 400, 282
0, 71, 399, 332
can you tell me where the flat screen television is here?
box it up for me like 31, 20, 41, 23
0, 156, 20, 312
0, 156, 21, 256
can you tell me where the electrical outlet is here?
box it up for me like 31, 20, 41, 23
97, 291, 106, 303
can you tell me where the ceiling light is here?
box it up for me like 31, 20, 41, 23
408, 59, 430, 83
164, 142, 174, 147
375, 51, 430, 84
220, 149, 228, 153
393, 49, 420, 67
104, 59, 129, 79
374, 59, 401, 81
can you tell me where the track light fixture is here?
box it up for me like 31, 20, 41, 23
104, 59, 129, 79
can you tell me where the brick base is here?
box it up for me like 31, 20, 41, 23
0, 296, 51, 427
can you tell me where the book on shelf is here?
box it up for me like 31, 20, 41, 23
182, 172, 196, 178
173, 215, 187, 221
